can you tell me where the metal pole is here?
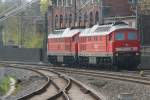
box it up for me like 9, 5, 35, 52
135, 2, 138, 28
0, 67, 4, 84
100, 0, 103, 25
20, 13, 23, 47
0, 25, 3, 46
19, 0, 23, 47
51, 2, 54, 31
42, 11, 48, 62
74, 0, 77, 27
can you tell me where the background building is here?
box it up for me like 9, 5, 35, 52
47, 0, 135, 32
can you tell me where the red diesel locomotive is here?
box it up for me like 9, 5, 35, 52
47, 28, 81, 65
47, 22, 140, 70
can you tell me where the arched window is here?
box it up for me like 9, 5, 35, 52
89, 12, 93, 27
55, 15, 58, 29
69, 14, 72, 27
84, 13, 87, 27
78, 14, 82, 27
63, 0, 67, 6
60, 15, 63, 28
58, 0, 63, 6
95, 11, 99, 24
65, 14, 68, 27
52, 0, 57, 6
92, 0, 99, 3
66, 0, 72, 6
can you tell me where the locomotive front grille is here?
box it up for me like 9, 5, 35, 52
113, 52, 141, 66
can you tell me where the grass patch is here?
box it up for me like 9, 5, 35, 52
0, 75, 21, 96
12, 83, 21, 95
0, 64, 4, 67
0, 76, 11, 95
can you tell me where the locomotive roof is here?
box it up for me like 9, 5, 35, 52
48, 28, 83, 38
80, 23, 137, 37
48, 22, 137, 38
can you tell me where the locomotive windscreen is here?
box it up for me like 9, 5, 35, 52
128, 32, 137, 40
115, 32, 125, 40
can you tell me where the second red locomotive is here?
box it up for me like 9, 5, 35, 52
47, 22, 140, 70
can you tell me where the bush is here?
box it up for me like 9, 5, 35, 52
24, 33, 44, 48
0, 76, 11, 95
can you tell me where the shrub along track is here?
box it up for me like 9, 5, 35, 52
1, 64, 103, 100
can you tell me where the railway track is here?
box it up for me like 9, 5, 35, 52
24, 68, 103, 100
48, 67, 150, 85
2, 62, 150, 100
0, 65, 50, 100
3, 62, 150, 85
1, 64, 103, 100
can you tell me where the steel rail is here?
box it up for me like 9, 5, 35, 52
41, 68, 102, 100
1, 62, 104, 100
68, 76, 102, 100
3, 62, 150, 85
4, 62, 149, 99
52, 67, 150, 80
1, 63, 71, 100
37, 69, 71, 100
51, 67, 150, 85
47, 80, 66, 100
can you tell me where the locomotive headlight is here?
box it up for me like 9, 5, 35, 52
136, 52, 140, 56
115, 53, 118, 56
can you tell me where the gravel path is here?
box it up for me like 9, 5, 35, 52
0, 67, 47, 100
68, 74, 150, 100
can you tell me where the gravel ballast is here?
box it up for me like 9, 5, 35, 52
69, 74, 150, 100
0, 67, 47, 100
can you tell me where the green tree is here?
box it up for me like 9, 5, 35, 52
24, 33, 43, 48
40, 0, 49, 14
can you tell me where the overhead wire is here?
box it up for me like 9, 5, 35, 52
0, 0, 40, 23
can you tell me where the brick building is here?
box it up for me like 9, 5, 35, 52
47, 0, 135, 32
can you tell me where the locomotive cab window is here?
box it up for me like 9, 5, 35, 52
115, 32, 125, 40
128, 32, 137, 40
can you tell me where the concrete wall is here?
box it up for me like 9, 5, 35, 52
139, 55, 150, 69
0, 46, 150, 69
0, 47, 42, 62
140, 15, 150, 45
